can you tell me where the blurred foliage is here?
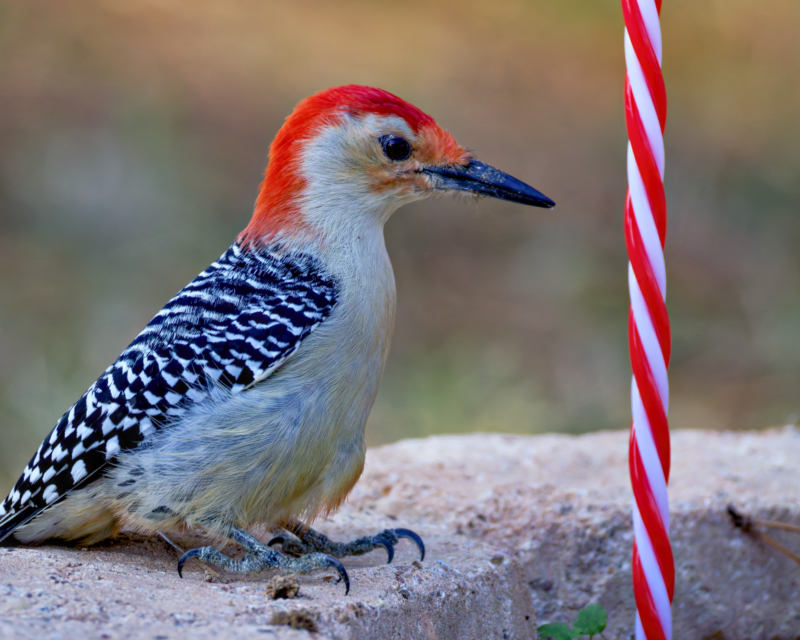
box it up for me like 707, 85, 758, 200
0, 0, 799, 493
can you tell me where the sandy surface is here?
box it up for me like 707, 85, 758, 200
1, 428, 799, 639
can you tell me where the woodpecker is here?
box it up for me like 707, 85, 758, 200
0, 85, 554, 593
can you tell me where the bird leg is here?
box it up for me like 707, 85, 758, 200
269, 519, 425, 565
177, 527, 350, 594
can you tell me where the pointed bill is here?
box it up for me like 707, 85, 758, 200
423, 160, 555, 208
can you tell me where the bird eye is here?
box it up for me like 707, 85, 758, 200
379, 135, 412, 162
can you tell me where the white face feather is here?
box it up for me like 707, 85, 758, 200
298, 114, 423, 244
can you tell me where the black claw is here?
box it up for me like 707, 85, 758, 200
377, 539, 395, 564
395, 528, 425, 562
323, 556, 350, 595
177, 547, 203, 578
267, 536, 285, 547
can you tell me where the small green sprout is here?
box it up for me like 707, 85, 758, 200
537, 603, 607, 639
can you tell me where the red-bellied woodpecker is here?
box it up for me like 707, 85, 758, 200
0, 85, 554, 593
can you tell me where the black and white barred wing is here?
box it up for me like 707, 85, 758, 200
0, 244, 338, 541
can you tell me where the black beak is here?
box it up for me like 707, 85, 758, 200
422, 160, 555, 208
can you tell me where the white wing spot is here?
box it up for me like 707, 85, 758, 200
225, 364, 243, 379
53, 444, 69, 462
139, 418, 155, 438
105, 436, 120, 458
71, 459, 88, 484
101, 415, 117, 436
42, 485, 59, 504
76, 424, 93, 440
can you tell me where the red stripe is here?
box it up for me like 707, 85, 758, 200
628, 311, 671, 478
624, 0, 670, 637
626, 195, 671, 363
630, 431, 675, 599
632, 544, 669, 640
625, 83, 668, 245
621, 0, 667, 131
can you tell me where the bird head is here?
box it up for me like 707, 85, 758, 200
239, 85, 554, 247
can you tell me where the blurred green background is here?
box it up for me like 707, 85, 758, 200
1, 0, 799, 493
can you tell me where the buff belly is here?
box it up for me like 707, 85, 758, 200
16, 368, 371, 545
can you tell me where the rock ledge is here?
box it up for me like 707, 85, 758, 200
1, 428, 798, 639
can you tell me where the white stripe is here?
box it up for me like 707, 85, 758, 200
632, 379, 669, 528
624, 30, 664, 177
627, 145, 666, 298
629, 264, 668, 410
637, 0, 662, 64
633, 502, 672, 639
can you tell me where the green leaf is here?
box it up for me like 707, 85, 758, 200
572, 603, 608, 636
537, 622, 574, 640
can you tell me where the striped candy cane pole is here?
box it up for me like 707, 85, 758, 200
622, 0, 674, 638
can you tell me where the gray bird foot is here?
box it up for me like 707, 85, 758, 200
177, 527, 350, 594
269, 524, 425, 565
